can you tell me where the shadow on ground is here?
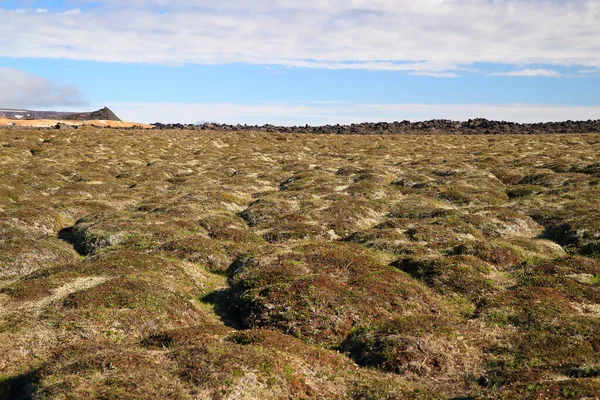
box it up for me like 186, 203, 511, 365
0, 370, 40, 400
200, 288, 243, 330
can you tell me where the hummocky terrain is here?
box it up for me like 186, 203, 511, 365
1, 127, 599, 399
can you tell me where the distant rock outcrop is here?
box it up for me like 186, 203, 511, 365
63, 107, 122, 121
54, 122, 76, 130
0, 107, 122, 121
151, 118, 600, 135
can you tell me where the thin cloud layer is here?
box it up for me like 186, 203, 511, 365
492, 69, 563, 77
0, 68, 85, 108
1, 0, 599, 73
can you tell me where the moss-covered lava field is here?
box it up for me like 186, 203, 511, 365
1, 128, 600, 399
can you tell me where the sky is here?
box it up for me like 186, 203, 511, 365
1, 0, 600, 124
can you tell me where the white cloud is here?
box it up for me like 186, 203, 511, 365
278, 60, 461, 72
491, 69, 563, 77
106, 101, 600, 125
62, 9, 81, 16
1, 0, 599, 73
0, 68, 85, 108
410, 72, 461, 78
578, 68, 600, 74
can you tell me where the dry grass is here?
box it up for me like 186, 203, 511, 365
1, 127, 600, 399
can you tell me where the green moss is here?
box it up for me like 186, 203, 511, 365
226, 243, 444, 345
506, 185, 544, 199
388, 195, 451, 219
342, 315, 464, 377
198, 213, 264, 243
159, 236, 245, 272
437, 189, 472, 205
448, 240, 519, 266
392, 255, 491, 302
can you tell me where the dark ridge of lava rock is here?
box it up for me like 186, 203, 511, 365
152, 118, 600, 135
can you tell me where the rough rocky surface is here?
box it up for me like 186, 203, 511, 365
152, 118, 600, 135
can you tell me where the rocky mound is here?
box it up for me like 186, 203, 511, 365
152, 118, 600, 135
64, 107, 122, 122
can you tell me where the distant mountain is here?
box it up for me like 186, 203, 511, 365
67, 107, 122, 121
0, 107, 121, 121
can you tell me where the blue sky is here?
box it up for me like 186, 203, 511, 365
1, 0, 599, 124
